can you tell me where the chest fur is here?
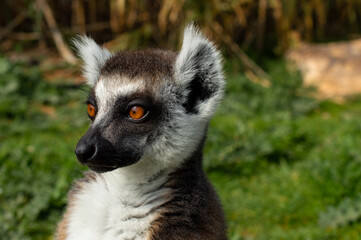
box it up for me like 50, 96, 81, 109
64, 173, 169, 240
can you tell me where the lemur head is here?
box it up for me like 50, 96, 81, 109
74, 25, 224, 173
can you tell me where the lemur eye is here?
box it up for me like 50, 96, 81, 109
129, 106, 145, 120
87, 104, 96, 118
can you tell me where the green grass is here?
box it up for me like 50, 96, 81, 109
205, 62, 361, 239
1, 56, 361, 239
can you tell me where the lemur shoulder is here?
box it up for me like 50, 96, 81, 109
56, 25, 227, 240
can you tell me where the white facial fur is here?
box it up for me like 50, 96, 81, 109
175, 24, 225, 119
92, 76, 145, 126
73, 36, 113, 86
140, 25, 225, 170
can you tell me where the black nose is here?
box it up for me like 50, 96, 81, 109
75, 141, 96, 163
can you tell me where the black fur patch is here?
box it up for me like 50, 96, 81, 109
182, 43, 218, 114
75, 125, 141, 173
148, 137, 227, 240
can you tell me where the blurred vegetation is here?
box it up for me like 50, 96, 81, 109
0, 55, 87, 239
1, 0, 361, 55
207, 61, 361, 239
2, 0, 361, 239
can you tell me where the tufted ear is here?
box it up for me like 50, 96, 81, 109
175, 25, 225, 117
73, 36, 112, 86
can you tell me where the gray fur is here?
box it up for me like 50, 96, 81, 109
57, 24, 226, 240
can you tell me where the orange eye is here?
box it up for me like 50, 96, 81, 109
87, 104, 96, 118
129, 106, 145, 120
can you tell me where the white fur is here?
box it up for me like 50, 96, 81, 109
175, 24, 225, 119
93, 76, 145, 126
141, 25, 225, 169
73, 36, 113, 86
66, 167, 171, 240
142, 93, 208, 169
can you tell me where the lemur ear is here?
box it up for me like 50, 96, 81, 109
73, 36, 112, 86
175, 25, 224, 117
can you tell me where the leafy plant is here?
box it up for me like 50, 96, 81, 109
319, 194, 361, 229
0, 56, 87, 239
205, 60, 318, 170
0, 56, 42, 118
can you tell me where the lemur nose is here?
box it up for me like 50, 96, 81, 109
75, 142, 96, 163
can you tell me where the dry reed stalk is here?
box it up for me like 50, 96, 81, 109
37, 0, 77, 64
88, 0, 97, 23
212, 22, 270, 81
304, 3, 313, 41
68, 22, 111, 34
72, 0, 86, 33
0, 10, 27, 40
110, 0, 120, 33
2, 0, 361, 57
126, 0, 137, 28
233, 2, 247, 27
7, 32, 41, 41
257, 0, 267, 51
158, 0, 174, 35
116, 0, 126, 31
314, 0, 326, 38
169, 0, 184, 23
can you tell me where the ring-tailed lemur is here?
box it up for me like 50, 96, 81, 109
56, 25, 227, 240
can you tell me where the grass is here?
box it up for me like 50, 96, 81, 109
1, 56, 361, 239
205, 62, 361, 239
